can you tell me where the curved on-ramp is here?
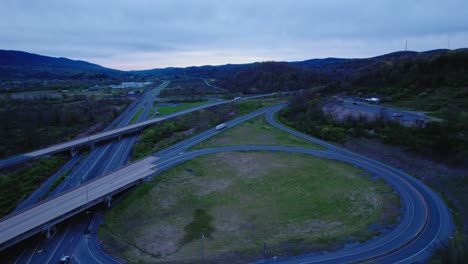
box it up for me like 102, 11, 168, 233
1, 103, 453, 263
140, 143, 452, 264
135, 105, 453, 263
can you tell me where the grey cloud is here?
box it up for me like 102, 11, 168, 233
1, 0, 467, 69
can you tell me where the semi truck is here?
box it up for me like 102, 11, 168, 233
216, 123, 227, 130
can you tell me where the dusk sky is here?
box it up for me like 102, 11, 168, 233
1, 0, 467, 70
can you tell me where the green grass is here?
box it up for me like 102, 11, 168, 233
13, 89, 59, 94
193, 115, 325, 150
148, 104, 158, 117
131, 99, 283, 161
425, 111, 445, 119
425, 111, 468, 121
43, 169, 72, 199
235, 97, 287, 115
100, 151, 398, 263
156, 101, 212, 115
182, 209, 215, 245
386, 86, 468, 112
379, 103, 420, 111
0, 156, 68, 216
129, 108, 144, 124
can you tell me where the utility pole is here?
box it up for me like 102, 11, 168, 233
405, 40, 408, 51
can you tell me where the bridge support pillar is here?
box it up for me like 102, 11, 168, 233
71, 148, 77, 157
45, 225, 56, 239
89, 142, 95, 149
105, 196, 112, 208
118, 135, 122, 141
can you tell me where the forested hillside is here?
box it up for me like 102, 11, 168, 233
0, 50, 126, 81
0, 96, 130, 158
2, 49, 467, 111
212, 49, 468, 111
214, 61, 325, 94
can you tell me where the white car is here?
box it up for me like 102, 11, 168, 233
60, 256, 70, 264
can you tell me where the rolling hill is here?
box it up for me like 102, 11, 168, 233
0, 50, 124, 80
2, 48, 467, 110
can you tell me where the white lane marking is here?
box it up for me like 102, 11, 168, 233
72, 254, 81, 264
13, 249, 26, 264
86, 236, 103, 264
24, 242, 39, 264
46, 225, 71, 264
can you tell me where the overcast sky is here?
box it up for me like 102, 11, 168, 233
1, 0, 467, 70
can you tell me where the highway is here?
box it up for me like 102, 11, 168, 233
5, 81, 170, 263
3, 87, 277, 263
1, 102, 453, 263
0, 92, 277, 169
13, 154, 83, 212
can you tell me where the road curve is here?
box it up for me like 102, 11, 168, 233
77, 104, 453, 263
0, 105, 281, 251
90, 104, 453, 263
260, 106, 453, 263
1, 103, 453, 263
0, 92, 283, 169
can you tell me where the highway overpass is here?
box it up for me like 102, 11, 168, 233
0, 93, 279, 169
0, 104, 453, 263
0, 104, 280, 251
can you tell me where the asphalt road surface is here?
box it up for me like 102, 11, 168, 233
3, 87, 281, 263
1, 103, 453, 263
4, 82, 169, 263
0, 91, 279, 169
333, 97, 438, 124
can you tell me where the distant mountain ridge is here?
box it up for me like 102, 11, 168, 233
0, 50, 106, 70
1, 48, 467, 98
0, 50, 122, 80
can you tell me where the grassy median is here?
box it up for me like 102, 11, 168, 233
99, 151, 399, 263
193, 115, 325, 150
156, 100, 212, 115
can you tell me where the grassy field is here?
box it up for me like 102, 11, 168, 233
156, 101, 212, 115
99, 151, 399, 263
235, 97, 287, 115
0, 155, 68, 216
131, 98, 288, 160
194, 115, 324, 150
129, 108, 144, 124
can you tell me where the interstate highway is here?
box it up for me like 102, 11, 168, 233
0, 104, 453, 263
0, 92, 277, 169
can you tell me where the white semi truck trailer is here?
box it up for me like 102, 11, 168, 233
215, 123, 227, 130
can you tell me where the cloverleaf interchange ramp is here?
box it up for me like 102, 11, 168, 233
0, 104, 280, 251
0, 103, 453, 263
